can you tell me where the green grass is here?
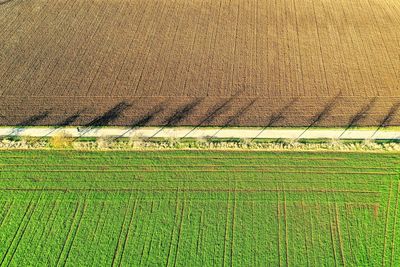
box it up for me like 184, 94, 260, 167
0, 150, 398, 266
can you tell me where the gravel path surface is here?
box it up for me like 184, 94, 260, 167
0, 127, 399, 140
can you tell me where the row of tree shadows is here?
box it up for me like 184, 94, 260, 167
4, 93, 400, 140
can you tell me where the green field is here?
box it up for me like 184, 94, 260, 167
0, 150, 398, 266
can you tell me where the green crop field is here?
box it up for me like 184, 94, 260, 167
0, 150, 398, 266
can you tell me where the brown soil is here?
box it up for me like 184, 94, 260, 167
1, 0, 399, 127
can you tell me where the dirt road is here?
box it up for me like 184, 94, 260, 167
1, 127, 399, 140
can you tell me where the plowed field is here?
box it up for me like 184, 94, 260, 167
1, 0, 399, 126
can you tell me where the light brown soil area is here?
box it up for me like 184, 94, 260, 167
0, 0, 399, 126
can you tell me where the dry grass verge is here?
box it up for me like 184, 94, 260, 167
1, 137, 400, 152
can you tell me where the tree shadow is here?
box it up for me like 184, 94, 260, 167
114, 102, 166, 139
225, 99, 257, 126
85, 101, 132, 127
251, 98, 299, 141
150, 98, 203, 138
297, 93, 342, 139
164, 98, 203, 127
182, 92, 243, 138
131, 103, 165, 127
36, 109, 86, 140
210, 98, 257, 138
73, 101, 132, 140
371, 101, 400, 139
8, 110, 51, 136
338, 97, 377, 139
17, 110, 51, 126
377, 102, 400, 128
57, 110, 85, 127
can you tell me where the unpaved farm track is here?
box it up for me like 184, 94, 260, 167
1, 0, 399, 127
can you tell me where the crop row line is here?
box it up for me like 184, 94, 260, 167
301, 201, 312, 266
381, 180, 393, 266
32, 193, 62, 256
390, 180, 400, 266
111, 193, 134, 267
165, 190, 183, 267
335, 204, 346, 266
0, 156, 347, 161
0, 200, 13, 229
0, 169, 395, 175
0, 187, 380, 194
327, 204, 338, 266
0, 193, 38, 266
0, 178, 386, 187
56, 200, 87, 267
0, 163, 396, 170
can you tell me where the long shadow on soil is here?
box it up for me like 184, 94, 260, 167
36, 110, 86, 141
377, 102, 400, 128
296, 93, 342, 139
209, 98, 257, 138
182, 90, 245, 138
72, 101, 132, 140
8, 110, 52, 136
113, 102, 166, 139
251, 98, 299, 141
130, 103, 165, 127
338, 97, 377, 138
371, 101, 400, 139
150, 98, 204, 138
16, 110, 52, 126
57, 110, 85, 127
85, 101, 132, 127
